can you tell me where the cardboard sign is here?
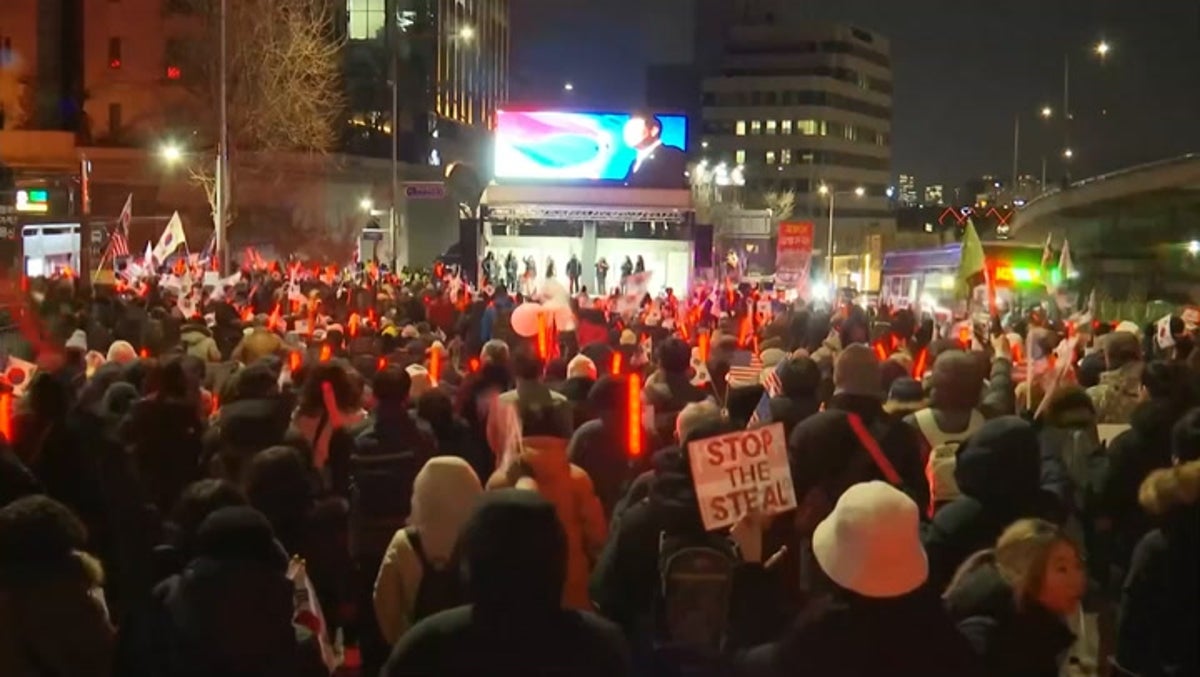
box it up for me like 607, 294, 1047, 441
687, 423, 796, 531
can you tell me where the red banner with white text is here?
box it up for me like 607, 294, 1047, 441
775, 221, 814, 297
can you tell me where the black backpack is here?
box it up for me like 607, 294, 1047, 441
349, 427, 422, 558
652, 530, 738, 675
406, 527, 464, 622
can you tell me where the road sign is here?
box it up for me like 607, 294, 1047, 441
404, 182, 446, 200
361, 229, 385, 242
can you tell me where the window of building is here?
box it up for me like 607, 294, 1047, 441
875, 131, 886, 146
765, 120, 776, 135
781, 149, 792, 165
750, 120, 761, 135
735, 150, 745, 164
108, 38, 122, 69
765, 150, 777, 165
348, 0, 387, 40
781, 120, 792, 135
164, 39, 186, 81
735, 120, 746, 136
750, 91, 763, 105
800, 151, 815, 164
764, 91, 778, 105
844, 125, 857, 142
108, 103, 122, 136
796, 119, 817, 135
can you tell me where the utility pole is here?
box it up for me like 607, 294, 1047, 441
216, 0, 230, 274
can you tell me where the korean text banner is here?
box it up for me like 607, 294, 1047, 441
775, 221, 814, 294
494, 110, 688, 187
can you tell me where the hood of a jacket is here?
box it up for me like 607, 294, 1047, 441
648, 445, 706, 534
954, 416, 1041, 502
462, 489, 566, 614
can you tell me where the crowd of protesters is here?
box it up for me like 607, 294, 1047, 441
0, 264, 1196, 677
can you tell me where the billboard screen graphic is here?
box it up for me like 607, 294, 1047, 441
495, 110, 688, 187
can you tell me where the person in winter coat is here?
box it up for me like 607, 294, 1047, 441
643, 337, 709, 442
767, 355, 822, 439
0, 495, 115, 677
374, 457, 483, 645
1087, 329, 1144, 424
415, 389, 491, 482
382, 490, 630, 676
480, 286, 516, 344
1094, 360, 1194, 575
730, 482, 980, 677
787, 344, 930, 526
487, 429, 607, 611
180, 321, 222, 362
568, 375, 640, 517
589, 406, 733, 669
291, 361, 366, 493
1114, 454, 1200, 676
922, 416, 1068, 592
943, 518, 1086, 677
115, 506, 328, 677
202, 361, 301, 481
558, 354, 598, 427
497, 347, 573, 437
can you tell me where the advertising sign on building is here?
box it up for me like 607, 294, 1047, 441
404, 182, 447, 200
494, 110, 688, 188
687, 423, 796, 531
775, 221, 814, 294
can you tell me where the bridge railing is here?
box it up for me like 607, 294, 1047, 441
1019, 153, 1200, 211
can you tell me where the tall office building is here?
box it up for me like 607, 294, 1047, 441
344, 0, 509, 166
700, 19, 892, 274
897, 173, 917, 206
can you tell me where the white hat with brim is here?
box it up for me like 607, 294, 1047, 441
811, 481, 928, 599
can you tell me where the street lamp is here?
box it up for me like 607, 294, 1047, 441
563, 82, 574, 92
1040, 106, 1053, 119
1095, 40, 1111, 59
360, 198, 374, 213
458, 25, 475, 41
1063, 148, 1074, 159
818, 184, 866, 281
159, 142, 183, 165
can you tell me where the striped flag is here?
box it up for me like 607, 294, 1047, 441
726, 349, 764, 387
107, 194, 132, 258
747, 361, 784, 427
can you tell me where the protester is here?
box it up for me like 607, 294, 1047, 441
373, 456, 483, 645
0, 495, 115, 677
767, 355, 822, 438
568, 375, 638, 516
1087, 329, 1144, 424
731, 482, 980, 677
381, 490, 630, 676
943, 518, 1087, 677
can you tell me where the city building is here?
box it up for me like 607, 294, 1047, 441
699, 18, 893, 288
924, 184, 944, 205
897, 173, 917, 206
344, 0, 509, 168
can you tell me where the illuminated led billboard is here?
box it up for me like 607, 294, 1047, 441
494, 110, 688, 187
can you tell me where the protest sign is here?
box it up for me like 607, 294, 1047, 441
687, 423, 796, 531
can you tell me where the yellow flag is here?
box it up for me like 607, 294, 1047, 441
956, 219, 986, 299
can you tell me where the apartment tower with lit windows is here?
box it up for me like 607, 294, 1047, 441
700, 19, 892, 285
344, 0, 509, 166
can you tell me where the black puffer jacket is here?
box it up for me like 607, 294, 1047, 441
923, 417, 1067, 592
945, 561, 1076, 677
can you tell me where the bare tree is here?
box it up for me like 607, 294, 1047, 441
762, 190, 797, 222
178, 0, 345, 226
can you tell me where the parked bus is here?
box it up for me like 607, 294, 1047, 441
880, 242, 1051, 318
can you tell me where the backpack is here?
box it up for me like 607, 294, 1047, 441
405, 527, 464, 622
653, 530, 738, 666
915, 408, 984, 513
794, 413, 901, 534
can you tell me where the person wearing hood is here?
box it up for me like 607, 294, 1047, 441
590, 405, 733, 670
943, 519, 1086, 677
768, 355, 822, 439
1114, 432, 1200, 677
180, 320, 222, 362
1086, 329, 1144, 424
487, 406, 607, 611
0, 495, 115, 677
382, 490, 629, 676
922, 417, 1068, 592
115, 506, 327, 677
291, 361, 366, 495
374, 457, 483, 645
558, 353, 598, 427
1095, 360, 1195, 575
904, 350, 989, 512
730, 482, 980, 677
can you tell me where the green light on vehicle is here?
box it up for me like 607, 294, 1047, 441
1010, 267, 1041, 284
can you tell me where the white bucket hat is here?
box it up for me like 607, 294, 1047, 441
812, 481, 928, 598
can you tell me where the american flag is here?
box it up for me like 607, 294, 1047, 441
747, 361, 785, 427
726, 349, 764, 387
107, 194, 132, 257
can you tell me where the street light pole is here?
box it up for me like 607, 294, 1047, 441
390, 50, 399, 272
216, 0, 229, 274
1012, 114, 1020, 193
826, 190, 836, 279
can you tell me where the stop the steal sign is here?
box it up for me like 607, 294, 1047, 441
687, 423, 797, 531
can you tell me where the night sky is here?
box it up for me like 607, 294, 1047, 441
510, 0, 1200, 189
